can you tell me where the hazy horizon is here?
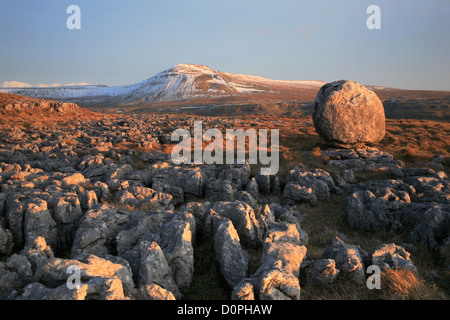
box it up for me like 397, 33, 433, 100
1, 0, 449, 91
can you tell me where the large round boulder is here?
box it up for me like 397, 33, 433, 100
313, 80, 385, 147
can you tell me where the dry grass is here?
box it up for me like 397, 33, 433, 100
381, 269, 446, 300
300, 277, 378, 300
301, 269, 447, 300
376, 119, 450, 171
0, 94, 109, 132
274, 117, 450, 176
182, 238, 231, 300
382, 269, 424, 298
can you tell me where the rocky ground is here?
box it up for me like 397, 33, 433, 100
0, 94, 449, 300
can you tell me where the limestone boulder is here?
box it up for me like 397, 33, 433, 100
313, 80, 385, 147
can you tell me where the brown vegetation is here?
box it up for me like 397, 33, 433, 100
0, 93, 112, 131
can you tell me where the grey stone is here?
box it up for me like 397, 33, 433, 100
306, 259, 339, 286
313, 80, 385, 147
254, 204, 275, 239
116, 186, 173, 210
0, 254, 33, 299
0, 224, 14, 256
92, 181, 110, 201
71, 204, 131, 257
160, 219, 194, 292
210, 201, 261, 248
34, 254, 135, 298
151, 180, 184, 205
5, 194, 27, 248
140, 150, 170, 163
231, 280, 255, 300
205, 178, 235, 201
21, 236, 54, 271
371, 243, 417, 271
216, 164, 251, 191
139, 284, 176, 300
18, 276, 128, 300
322, 236, 365, 283
243, 221, 307, 301
246, 178, 260, 199
346, 190, 395, 231
139, 241, 180, 298
213, 217, 249, 288
283, 184, 317, 206
410, 204, 449, 250
255, 171, 280, 195
48, 193, 83, 225
23, 198, 58, 250
62, 173, 86, 188
261, 223, 307, 278
146, 162, 206, 197
0, 193, 7, 217
79, 190, 98, 211
284, 166, 336, 205
255, 261, 301, 300
103, 164, 133, 184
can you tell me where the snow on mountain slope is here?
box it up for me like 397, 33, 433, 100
0, 64, 327, 105
0, 84, 140, 100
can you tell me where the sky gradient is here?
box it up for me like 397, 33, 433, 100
0, 0, 449, 91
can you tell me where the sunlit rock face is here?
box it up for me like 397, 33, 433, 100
313, 80, 386, 147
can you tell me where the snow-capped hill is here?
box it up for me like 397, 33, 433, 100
0, 83, 144, 101
123, 63, 327, 103
1, 64, 327, 106
122, 64, 242, 103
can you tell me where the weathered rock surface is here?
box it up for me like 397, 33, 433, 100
232, 222, 307, 300
313, 80, 386, 147
231, 280, 255, 300
306, 259, 339, 286
410, 204, 449, 250
62, 173, 86, 188
71, 205, 131, 257
0, 254, 33, 299
284, 165, 336, 205
371, 243, 416, 271
159, 218, 195, 292
0, 231, 135, 300
139, 284, 176, 300
0, 223, 14, 255
213, 217, 249, 288
209, 201, 261, 248
324, 147, 404, 177
346, 169, 449, 249
30, 254, 134, 300
116, 186, 173, 210
146, 162, 206, 198
321, 236, 365, 283
256, 263, 301, 300
139, 241, 180, 298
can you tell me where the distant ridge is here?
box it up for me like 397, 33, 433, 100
0, 64, 326, 107
2, 64, 449, 113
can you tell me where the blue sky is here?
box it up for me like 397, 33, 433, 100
0, 0, 449, 90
